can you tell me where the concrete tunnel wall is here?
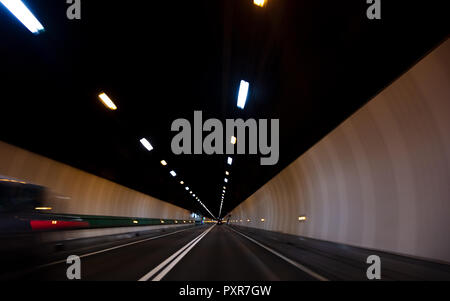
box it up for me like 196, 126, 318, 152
230, 39, 450, 263
0, 141, 192, 220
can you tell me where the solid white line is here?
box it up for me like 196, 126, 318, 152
139, 225, 215, 281
152, 225, 215, 281
227, 226, 329, 281
35, 226, 195, 270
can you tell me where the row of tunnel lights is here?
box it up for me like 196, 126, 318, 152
101, 78, 248, 220
219, 157, 233, 219
228, 216, 307, 223
98, 92, 218, 219
159, 159, 216, 219
217, 0, 270, 216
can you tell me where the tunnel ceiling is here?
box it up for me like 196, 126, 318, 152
0, 0, 446, 218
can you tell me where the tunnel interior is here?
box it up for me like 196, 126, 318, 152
0, 0, 449, 283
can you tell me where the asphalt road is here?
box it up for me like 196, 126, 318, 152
11, 225, 320, 281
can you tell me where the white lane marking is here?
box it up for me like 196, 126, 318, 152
35, 227, 195, 270
139, 225, 215, 281
152, 225, 215, 281
227, 226, 329, 281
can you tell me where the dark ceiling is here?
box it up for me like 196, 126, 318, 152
0, 0, 447, 218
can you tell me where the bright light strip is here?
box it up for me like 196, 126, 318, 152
140, 138, 153, 151
0, 0, 44, 34
160, 160, 167, 166
237, 80, 249, 109
170, 170, 177, 177
253, 0, 265, 7
298, 216, 307, 221
35, 207, 52, 211
98, 93, 117, 110
227, 157, 233, 165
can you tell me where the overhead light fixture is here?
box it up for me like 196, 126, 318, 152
98, 93, 117, 110
223, 186, 226, 189
140, 138, 153, 152
227, 157, 233, 165
35, 207, 52, 211
0, 0, 45, 34
225, 171, 230, 176
160, 160, 168, 166
253, 0, 266, 7
298, 216, 307, 221
190, 191, 193, 194
231, 136, 237, 145
237, 80, 249, 109
170, 170, 177, 177
185, 187, 189, 191
180, 181, 184, 185
224, 178, 228, 183
261, 218, 265, 222
193, 194, 196, 197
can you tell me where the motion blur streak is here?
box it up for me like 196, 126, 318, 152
0, 0, 44, 34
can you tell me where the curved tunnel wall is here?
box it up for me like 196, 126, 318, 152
230, 39, 450, 263
0, 141, 191, 220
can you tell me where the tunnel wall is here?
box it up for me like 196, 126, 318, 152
0, 141, 192, 220
230, 39, 450, 263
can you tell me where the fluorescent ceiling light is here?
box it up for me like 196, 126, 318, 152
170, 170, 176, 177
227, 157, 233, 165
253, 0, 265, 7
237, 80, 249, 109
35, 207, 52, 211
140, 138, 153, 151
0, 0, 44, 34
160, 160, 167, 166
98, 93, 117, 110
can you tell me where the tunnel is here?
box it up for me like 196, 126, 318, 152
0, 0, 449, 290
